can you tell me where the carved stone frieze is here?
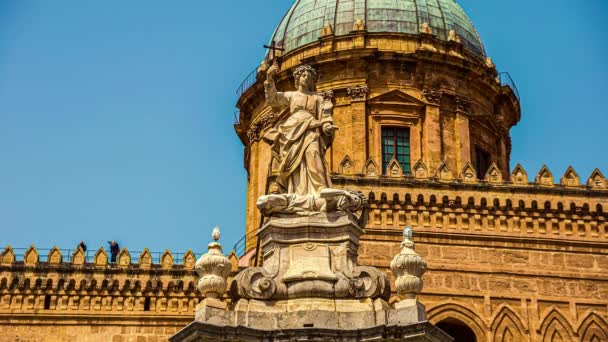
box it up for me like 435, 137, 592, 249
347, 85, 368, 101
320, 89, 334, 101
455, 96, 471, 113
422, 87, 442, 105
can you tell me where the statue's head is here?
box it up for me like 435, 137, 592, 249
293, 64, 317, 91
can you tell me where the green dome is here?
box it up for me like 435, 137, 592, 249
270, 0, 485, 57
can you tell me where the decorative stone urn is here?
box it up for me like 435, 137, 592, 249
390, 227, 428, 299
195, 227, 231, 299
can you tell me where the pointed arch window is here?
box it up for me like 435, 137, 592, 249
382, 127, 411, 175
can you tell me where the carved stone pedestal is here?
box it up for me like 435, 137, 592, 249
170, 321, 451, 342
171, 215, 452, 341
231, 213, 390, 302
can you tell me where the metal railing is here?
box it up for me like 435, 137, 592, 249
236, 67, 259, 100
234, 110, 241, 125
499, 72, 520, 102
232, 234, 259, 257
9, 247, 202, 265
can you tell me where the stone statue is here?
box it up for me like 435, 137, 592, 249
258, 62, 364, 216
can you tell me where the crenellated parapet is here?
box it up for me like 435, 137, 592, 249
333, 160, 607, 191
328, 163, 607, 247
0, 246, 242, 317
0, 246, 208, 270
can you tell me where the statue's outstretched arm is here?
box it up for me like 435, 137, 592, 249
265, 63, 289, 108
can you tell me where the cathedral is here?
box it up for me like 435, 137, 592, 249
1, 1, 607, 341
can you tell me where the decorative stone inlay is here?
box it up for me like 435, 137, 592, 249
422, 88, 442, 105
347, 85, 368, 101
195, 227, 231, 299
390, 227, 427, 299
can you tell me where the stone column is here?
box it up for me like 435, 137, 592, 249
347, 85, 369, 170
454, 97, 471, 173
422, 88, 442, 172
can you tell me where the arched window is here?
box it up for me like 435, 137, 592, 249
436, 318, 477, 342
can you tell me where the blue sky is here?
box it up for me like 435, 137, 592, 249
0, 1, 606, 257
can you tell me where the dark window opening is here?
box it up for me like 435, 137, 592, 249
382, 127, 411, 175
144, 297, 151, 311
436, 318, 477, 342
43, 295, 51, 310
474, 146, 491, 179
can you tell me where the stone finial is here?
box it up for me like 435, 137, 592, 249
560, 166, 580, 187
420, 22, 433, 35
71, 247, 85, 265
0, 245, 15, 266
387, 159, 403, 178
183, 249, 196, 270
339, 155, 355, 175
353, 18, 365, 31
511, 164, 528, 185
321, 23, 334, 37
48, 246, 62, 265
460, 162, 477, 183
390, 227, 427, 299
139, 248, 152, 269
485, 57, 495, 68
195, 227, 232, 299
484, 162, 503, 184
412, 160, 429, 179
363, 159, 378, 177
117, 248, 131, 268
535, 165, 554, 186
94, 248, 108, 267
437, 162, 454, 181
587, 168, 607, 189
447, 30, 461, 43
24, 245, 39, 267
161, 249, 174, 270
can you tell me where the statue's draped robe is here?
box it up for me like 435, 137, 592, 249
264, 81, 334, 197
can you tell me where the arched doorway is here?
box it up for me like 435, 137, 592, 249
436, 318, 477, 342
